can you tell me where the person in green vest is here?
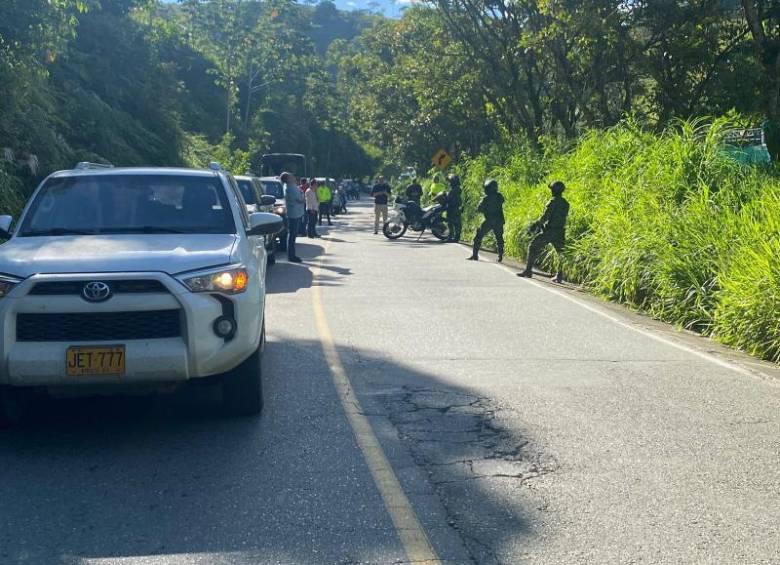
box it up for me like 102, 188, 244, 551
428, 173, 446, 201
316, 180, 333, 226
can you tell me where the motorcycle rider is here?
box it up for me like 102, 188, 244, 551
445, 174, 462, 242
517, 180, 570, 282
467, 179, 505, 262
405, 179, 423, 204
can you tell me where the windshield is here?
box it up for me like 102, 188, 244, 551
260, 180, 284, 199
260, 154, 306, 178
236, 179, 258, 205
19, 174, 236, 236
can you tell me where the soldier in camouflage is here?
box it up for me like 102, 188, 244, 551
446, 174, 463, 242
518, 181, 570, 282
467, 179, 505, 262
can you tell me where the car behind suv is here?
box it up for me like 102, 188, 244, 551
0, 163, 282, 422
235, 174, 279, 264
258, 176, 288, 250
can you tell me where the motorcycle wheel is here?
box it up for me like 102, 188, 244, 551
431, 219, 450, 241
383, 221, 408, 240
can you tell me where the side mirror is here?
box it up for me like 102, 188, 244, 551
247, 212, 283, 236
0, 216, 13, 238
260, 194, 276, 206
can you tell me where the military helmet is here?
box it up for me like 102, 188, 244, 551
483, 179, 498, 192
549, 181, 566, 195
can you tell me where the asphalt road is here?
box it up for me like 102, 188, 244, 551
2, 201, 779, 565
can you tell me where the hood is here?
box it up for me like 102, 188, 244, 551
0, 234, 237, 278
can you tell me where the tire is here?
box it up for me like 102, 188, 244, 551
383, 221, 408, 240
0, 386, 34, 426
222, 324, 264, 417
267, 252, 276, 266
431, 217, 450, 241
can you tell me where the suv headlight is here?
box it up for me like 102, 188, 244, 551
0, 275, 21, 298
180, 266, 249, 295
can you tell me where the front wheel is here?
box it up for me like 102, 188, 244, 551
383, 220, 408, 240
431, 217, 450, 241
222, 324, 264, 416
0, 386, 34, 426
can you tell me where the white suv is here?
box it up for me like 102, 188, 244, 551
0, 163, 282, 422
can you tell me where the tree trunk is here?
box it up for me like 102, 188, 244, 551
740, 0, 780, 156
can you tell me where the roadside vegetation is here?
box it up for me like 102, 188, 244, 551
451, 117, 780, 363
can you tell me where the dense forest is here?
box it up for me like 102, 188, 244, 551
1, 0, 778, 200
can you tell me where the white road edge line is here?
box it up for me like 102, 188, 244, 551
491, 262, 777, 383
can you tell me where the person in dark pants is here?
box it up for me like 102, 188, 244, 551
317, 181, 332, 226
282, 172, 304, 263
305, 180, 319, 238
518, 181, 570, 282
467, 179, 505, 262
446, 174, 462, 242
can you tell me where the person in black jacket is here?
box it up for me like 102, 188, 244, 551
518, 181, 570, 282
405, 180, 423, 204
467, 179, 505, 262
446, 174, 462, 242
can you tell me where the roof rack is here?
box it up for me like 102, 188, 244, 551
74, 161, 113, 170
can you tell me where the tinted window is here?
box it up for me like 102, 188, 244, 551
260, 181, 283, 198
20, 174, 236, 236
236, 179, 258, 204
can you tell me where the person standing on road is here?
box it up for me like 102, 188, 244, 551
467, 179, 505, 262
518, 181, 570, 283
316, 180, 333, 226
371, 176, 391, 234
405, 180, 423, 204
446, 174, 462, 243
282, 172, 304, 263
305, 180, 320, 238
298, 178, 309, 235
428, 173, 445, 201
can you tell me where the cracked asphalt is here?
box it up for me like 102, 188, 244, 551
2, 202, 780, 564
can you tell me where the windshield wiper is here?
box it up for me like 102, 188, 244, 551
22, 228, 96, 236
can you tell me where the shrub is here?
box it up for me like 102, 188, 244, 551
453, 118, 780, 362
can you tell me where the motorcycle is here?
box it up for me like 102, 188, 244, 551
383, 192, 450, 241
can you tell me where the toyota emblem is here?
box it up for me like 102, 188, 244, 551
82, 281, 112, 302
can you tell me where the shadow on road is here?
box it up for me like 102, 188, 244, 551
0, 338, 535, 565
266, 242, 351, 294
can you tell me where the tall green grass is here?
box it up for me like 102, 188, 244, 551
455, 118, 780, 362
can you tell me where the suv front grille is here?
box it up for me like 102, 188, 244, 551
16, 310, 181, 342
29, 280, 169, 296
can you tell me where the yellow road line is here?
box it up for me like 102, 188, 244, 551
311, 248, 441, 564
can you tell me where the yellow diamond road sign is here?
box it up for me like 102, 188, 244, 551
431, 149, 451, 170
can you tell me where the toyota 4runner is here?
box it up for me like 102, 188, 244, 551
0, 162, 283, 422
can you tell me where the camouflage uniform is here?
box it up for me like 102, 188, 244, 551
469, 184, 505, 261
446, 181, 463, 242
522, 194, 569, 279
